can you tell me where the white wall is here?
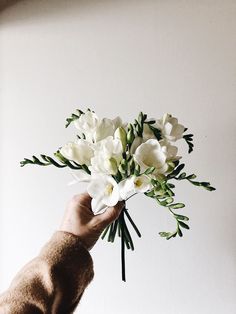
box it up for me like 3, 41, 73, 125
1, 1, 236, 313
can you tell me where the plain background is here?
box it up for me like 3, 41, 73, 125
0, 1, 236, 313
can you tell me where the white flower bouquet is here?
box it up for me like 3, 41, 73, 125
21, 109, 215, 281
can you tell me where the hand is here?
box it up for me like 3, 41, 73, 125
59, 193, 125, 250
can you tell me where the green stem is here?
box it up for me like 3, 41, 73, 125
124, 208, 141, 237
108, 222, 114, 242
101, 225, 110, 240
122, 216, 134, 251
110, 219, 119, 242
120, 211, 126, 282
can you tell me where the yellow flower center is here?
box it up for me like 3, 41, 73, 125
105, 183, 114, 196
135, 178, 142, 187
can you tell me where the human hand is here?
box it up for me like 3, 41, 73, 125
59, 193, 125, 250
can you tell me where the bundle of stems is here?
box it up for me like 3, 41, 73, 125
101, 206, 141, 282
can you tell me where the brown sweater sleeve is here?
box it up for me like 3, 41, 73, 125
0, 231, 94, 314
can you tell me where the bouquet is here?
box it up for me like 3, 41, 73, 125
21, 109, 215, 281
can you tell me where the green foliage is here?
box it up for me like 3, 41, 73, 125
134, 112, 146, 137
65, 109, 84, 128
132, 111, 162, 141
20, 150, 91, 174
127, 124, 135, 145
166, 162, 216, 191
147, 124, 162, 141
134, 164, 141, 176
167, 163, 185, 179
101, 207, 141, 281
143, 176, 189, 239
169, 203, 185, 209
159, 206, 190, 240
183, 128, 194, 153
144, 160, 215, 240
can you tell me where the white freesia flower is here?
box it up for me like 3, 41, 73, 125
74, 110, 99, 142
87, 174, 120, 214
67, 169, 91, 186
133, 139, 168, 174
94, 116, 126, 142
156, 113, 185, 142
74, 111, 125, 143
113, 116, 124, 129
142, 123, 156, 142
130, 123, 158, 154
119, 175, 151, 200
90, 136, 123, 175
94, 118, 116, 142
160, 139, 181, 161
130, 136, 144, 154
60, 139, 94, 165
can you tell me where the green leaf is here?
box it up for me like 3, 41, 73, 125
20, 158, 34, 167
54, 151, 67, 163
183, 134, 194, 153
41, 155, 67, 168
178, 221, 190, 229
166, 197, 174, 204
189, 181, 202, 187
167, 232, 177, 240
168, 164, 185, 178
65, 109, 83, 128
159, 232, 171, 237
166, 183, 175, 188
148, 125, 162, 141
138, 112, 144, 124
186, 174, 196, 180
177, 228, 183, 237
20, 154, 66, 168
156, 198, 169, 207
205, 186, 216, 191
145, 120, 156, 125
169, 203, 185, 209
184, 133, 193, 138
145, 190, 155, 197
174, 214, 189, 221
167, 189, 175, 197
134, 164, 141, 176
179, 172, 186, 179
81, 164, 91, 174
144, 167, 156, 175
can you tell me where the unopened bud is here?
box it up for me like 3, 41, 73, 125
127, 129, 135, 144
129, 159, 135, 174
105, 157, 118, 175
114, 127, 127, 151
134, 164, 141, 176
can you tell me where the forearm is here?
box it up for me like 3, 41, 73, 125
0, 231, 94, 313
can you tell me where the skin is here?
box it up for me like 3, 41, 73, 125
60, 193, 125, 250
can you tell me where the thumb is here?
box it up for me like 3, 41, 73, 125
96, 201, 125, 227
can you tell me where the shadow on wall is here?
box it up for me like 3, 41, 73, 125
0, 0, 115, 23
0, 0, 23, 12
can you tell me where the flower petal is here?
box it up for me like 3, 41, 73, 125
71, 170, 91, 182
91, 197, 107, 215
119, 178, 135, 200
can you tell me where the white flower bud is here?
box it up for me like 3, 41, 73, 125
114, 127, 127, 151
105, 157, 118, 175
